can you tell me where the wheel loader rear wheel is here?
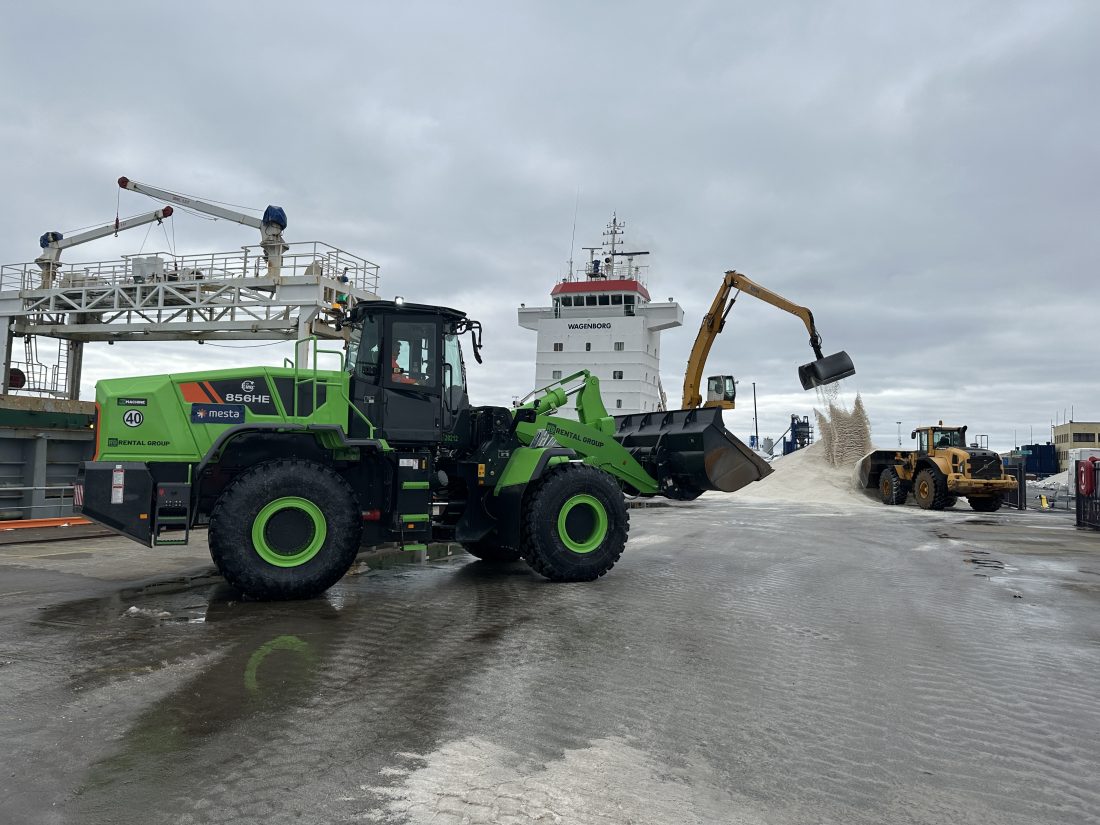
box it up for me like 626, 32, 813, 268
879, 467, 908, 505
461, 538, 522, 563
208, 459, 362, 600
968, 496, 1002, 513
913, 468, 947, 510
521, 463, 628, 582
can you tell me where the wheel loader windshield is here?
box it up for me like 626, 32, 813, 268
347, 314, 381, 378
932, 429, 964, 449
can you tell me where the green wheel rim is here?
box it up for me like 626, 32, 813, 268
556, 493, 608, 554
251, 496, 327, 567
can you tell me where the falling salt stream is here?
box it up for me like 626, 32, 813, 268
733, 387, 876, 508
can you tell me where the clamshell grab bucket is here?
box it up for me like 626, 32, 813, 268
614, 407, 772, 499
798, 350, 856, 390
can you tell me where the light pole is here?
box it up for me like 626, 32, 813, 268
752, 382, 759, 449
896, 420, 902, 447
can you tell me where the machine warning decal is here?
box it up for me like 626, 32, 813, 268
122, 409, 144, 428
117, 398, 148, 407
190, 403, 246, 424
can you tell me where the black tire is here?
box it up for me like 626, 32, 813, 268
913, 467, 947, 510
968, 496, 1002, 513
943, 496, 958, 509
879, 467, 908, 505
208, 459, 362, 600
461, 538, 522, 563
521, 463, 629, 582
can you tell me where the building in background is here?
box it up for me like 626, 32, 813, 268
518, 215, 683, 417
1053, 421, 1100, 470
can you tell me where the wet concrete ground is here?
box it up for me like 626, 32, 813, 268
1, 497, 1098, 824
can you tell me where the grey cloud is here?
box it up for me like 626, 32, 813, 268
1, 0, 1096, 451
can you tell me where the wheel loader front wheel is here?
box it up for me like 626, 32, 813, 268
208, 459, 362, 600
913, 468, 947, 510
968, 496, 1002, 513
521, 464, 628, 582
880, 467, 908, 505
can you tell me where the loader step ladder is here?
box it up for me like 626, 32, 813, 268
153, 482, 191, 546
394, 452, 432, 548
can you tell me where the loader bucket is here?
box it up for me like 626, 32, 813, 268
798, 350, 855, 390
614, 407, 772, 499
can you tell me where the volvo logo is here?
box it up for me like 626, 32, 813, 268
242, 379, 256, 392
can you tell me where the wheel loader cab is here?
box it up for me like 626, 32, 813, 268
914, 426, 966, 454
344, 300, 471, 443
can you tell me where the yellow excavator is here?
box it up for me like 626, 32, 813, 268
682, 270, 855, 409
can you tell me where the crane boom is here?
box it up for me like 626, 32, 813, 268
35, 206, 174, 287
118, 176, 287, 276
117, 177, 261, 228
681, 270, 854, 410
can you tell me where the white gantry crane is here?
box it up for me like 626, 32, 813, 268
35, 206, 173, 288
118, 176, 288, 277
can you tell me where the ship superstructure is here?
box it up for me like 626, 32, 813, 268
518, 214, 683, 417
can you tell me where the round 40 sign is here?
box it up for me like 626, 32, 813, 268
123, 409, 144, 428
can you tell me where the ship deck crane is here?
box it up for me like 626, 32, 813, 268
681, 270, 855, 410
35, 206, 173, 288
118, 177, 287, 277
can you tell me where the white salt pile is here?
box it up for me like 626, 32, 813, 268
733, 393, 875, 508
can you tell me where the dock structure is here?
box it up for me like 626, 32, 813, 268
0, 241, 379, 401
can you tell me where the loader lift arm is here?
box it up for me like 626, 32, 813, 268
681, 270, 855, 409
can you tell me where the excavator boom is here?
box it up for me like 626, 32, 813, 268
681, 270, 855, 409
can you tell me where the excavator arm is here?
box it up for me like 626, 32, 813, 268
681, 270, 854, 409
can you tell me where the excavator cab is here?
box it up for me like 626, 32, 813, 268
705, 375, 737, 408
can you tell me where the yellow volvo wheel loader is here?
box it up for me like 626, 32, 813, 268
858, 423, 1017, 512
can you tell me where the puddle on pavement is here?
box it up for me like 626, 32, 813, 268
29, 543, 549, 810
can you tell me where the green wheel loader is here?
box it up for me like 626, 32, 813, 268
76, 300, 775, 600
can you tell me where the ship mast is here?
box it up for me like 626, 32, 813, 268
603, 213, 625, 273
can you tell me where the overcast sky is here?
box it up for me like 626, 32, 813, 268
1, 1, 1096, 451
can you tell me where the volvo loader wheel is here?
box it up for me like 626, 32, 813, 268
879, 467, 908, 505
208, 459, 362, 600
913, 468, 947, 511
521, 463, 629, 582
968, 496, 1002, 513
461, 538, 522, 563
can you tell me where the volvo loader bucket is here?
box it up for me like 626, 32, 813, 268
614, 407, 772, 499
798, 350, 856, 390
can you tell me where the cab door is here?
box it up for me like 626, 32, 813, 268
382, 315, 442, 443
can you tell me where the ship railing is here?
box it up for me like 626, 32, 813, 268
5, 360, 64, 397
0, 484, 77, 520
563, 260, 650, 285
0, 242, 380, 295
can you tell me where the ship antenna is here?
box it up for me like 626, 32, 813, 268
567, 187, 580, 279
